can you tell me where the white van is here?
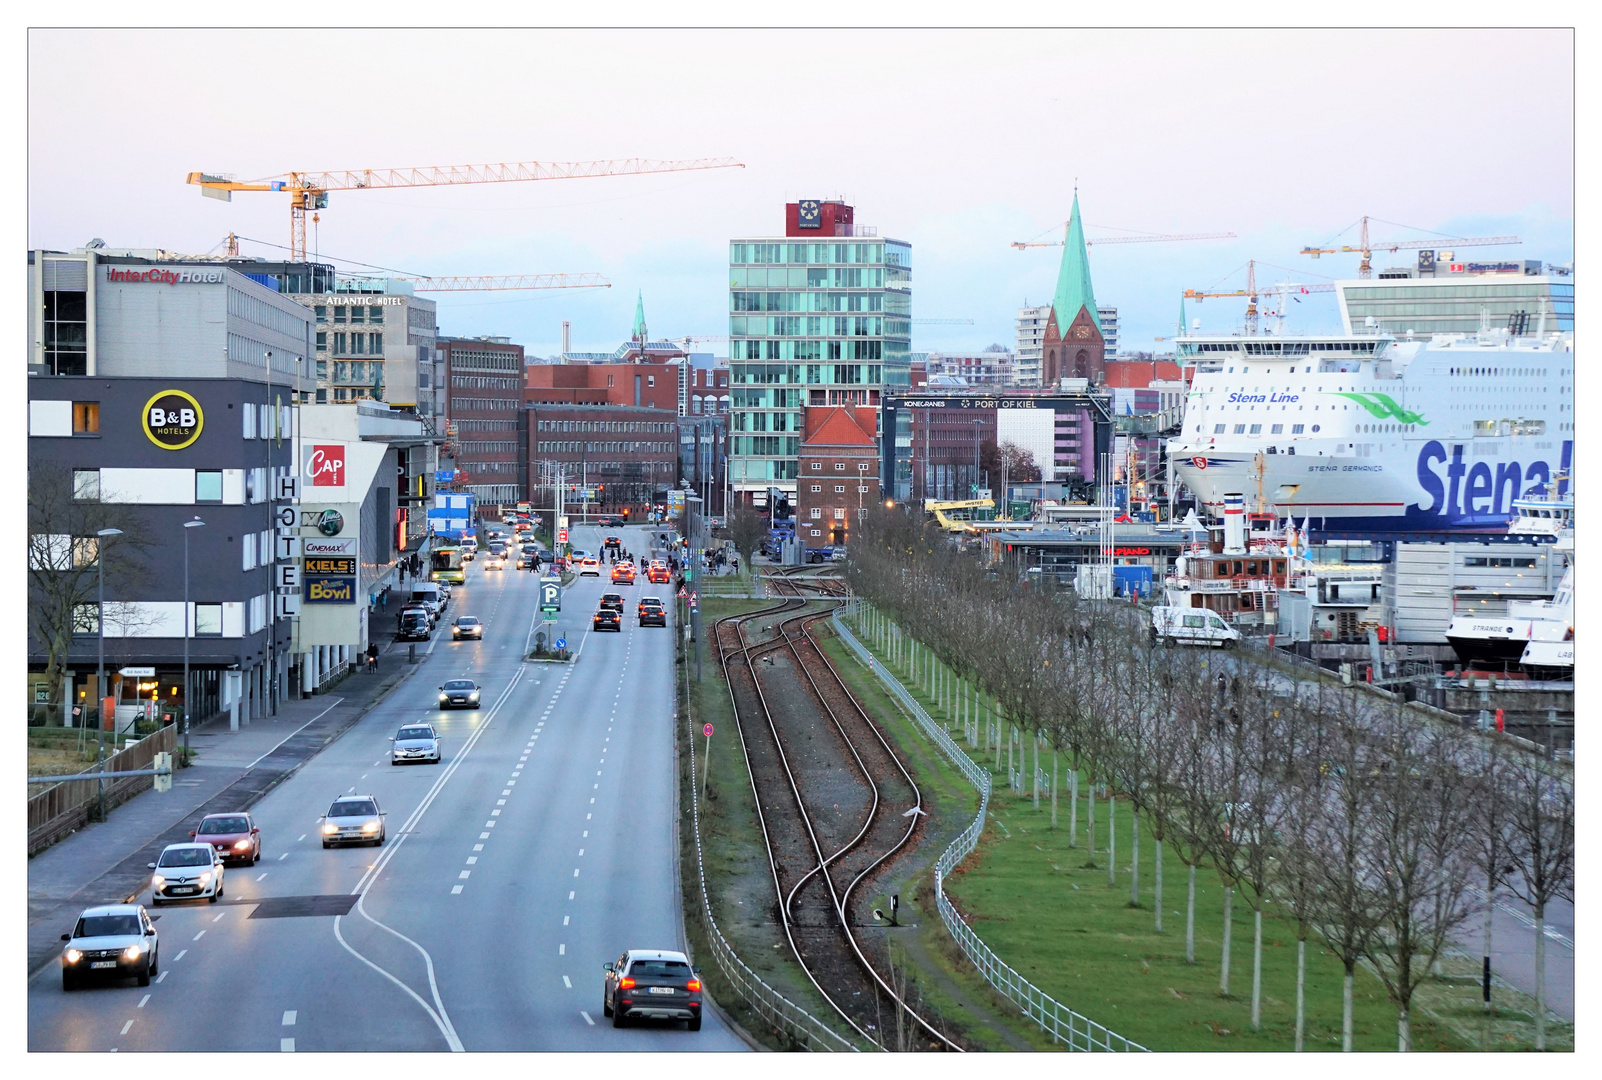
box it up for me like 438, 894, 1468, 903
411, 583, 447, 619
1151, 605, 1241, 648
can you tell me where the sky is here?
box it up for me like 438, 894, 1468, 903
27, 27, 1575, 358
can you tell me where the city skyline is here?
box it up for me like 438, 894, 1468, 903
28, 28, 1575, 356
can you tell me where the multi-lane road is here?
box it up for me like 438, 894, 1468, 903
28, 525, 749, 1052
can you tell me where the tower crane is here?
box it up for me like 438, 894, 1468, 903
1012, 230, 1234, 249
386, 273, 610, 292
1183, 261, 1337, 334
187, 156, 746, 261
1300, 216, 1520, 278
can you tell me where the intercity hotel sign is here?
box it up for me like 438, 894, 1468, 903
107, 268, 226, 284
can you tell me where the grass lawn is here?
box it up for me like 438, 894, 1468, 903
839, 608, 1508, 1053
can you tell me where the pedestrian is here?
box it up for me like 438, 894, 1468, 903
381, 588, 389, 610
366, 642, 379, 672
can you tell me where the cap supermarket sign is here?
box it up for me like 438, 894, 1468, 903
141, 389, 204, 450
107, 268, 226, 285
305, 444, 346, 487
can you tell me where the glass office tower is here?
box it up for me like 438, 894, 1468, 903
728, 224, 911, 499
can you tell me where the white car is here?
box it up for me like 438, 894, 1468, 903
60, 904, 159, 991
321, 795, 386, 847
391, 723, 442, 765
148, 843, 225, 905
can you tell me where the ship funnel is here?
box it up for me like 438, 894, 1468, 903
1222, 493, 1246, 554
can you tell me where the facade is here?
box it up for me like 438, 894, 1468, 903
1014, 305, 1050, 386
678, 414, 729, 516
290, 280, 439, 425
728, 200, 912, 503
1336, 260, 1574, 337
1038, 194, 1106, 386
682, 353, 731, 416
797, 406, 880, 548
909, 402, 996, 502
926, 347, 1018, 387
526, 360, 680, 411
1097, 306, 1119, 357
438, 335, 525, 505
525, 403, 680, 520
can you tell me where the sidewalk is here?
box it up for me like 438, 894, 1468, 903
27, 651, 420, 977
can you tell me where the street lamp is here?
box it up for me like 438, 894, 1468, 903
182, 518, 205, 763
94, 527, 123, 820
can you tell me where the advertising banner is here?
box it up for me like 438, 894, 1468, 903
304, 576, 356, 603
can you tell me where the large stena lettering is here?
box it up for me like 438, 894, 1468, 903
1415, 440, 1572, 518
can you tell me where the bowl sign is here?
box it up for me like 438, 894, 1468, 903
703, 724, 714, 737
141, 390, 204, 450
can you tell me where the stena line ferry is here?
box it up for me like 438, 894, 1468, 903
1167, 324, 1573, 534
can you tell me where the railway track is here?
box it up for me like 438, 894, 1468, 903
714, 586, 960, 1051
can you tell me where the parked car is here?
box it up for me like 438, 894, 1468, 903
398, 610, 432, 642
438, 679, 482, 709
60, 904, 158, 991
638, 598, 667, 627
603, 949, 702, 1029
391, 723, 442, 765
321, 795, 386, 847
148, 843, 225, 905
191, 812, 260, 865
452, 615, 483, 640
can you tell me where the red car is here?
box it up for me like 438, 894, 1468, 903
646, 562, 670, 584
611, 563, 637, 584
191, 812, 261, 866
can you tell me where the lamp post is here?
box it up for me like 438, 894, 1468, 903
182, 518, 205, 763
94, 527, 123, 820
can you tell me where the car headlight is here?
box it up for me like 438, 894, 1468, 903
198, 872, 212, 886
65, 949, 82, 964
469, 692, 480, 700
124, 944, 145, 960
361, 821, 380, 833
323, 823, 339, 835
234, 838, 253, 850
151, 874, 165, 887
439, 693, 449, 701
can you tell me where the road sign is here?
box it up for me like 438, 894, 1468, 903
540, 578, 561, 613
703, 724, 714, 737
557, 528, 569, 544
556, 637, 567, 650
119, 666, 155, 677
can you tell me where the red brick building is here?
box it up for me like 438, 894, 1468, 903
1040, 193, 1105, 386
797, 406, 878, 548
438, 335, 525, 504
525, 361, 679, 411
525, 403, 679, 521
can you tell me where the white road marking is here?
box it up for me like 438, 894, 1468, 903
138, 994, 150, 1008
173, 950, 187, 962
485, 821, 496, 828
596, 771, 602, 777
563, 975, 572, 988
472, 844, 483, 852
586, 813, 592, 820
347, 786, 355, 793
573, 869, 580, 877
578, 849, 584, 856
256, 873, 268, 881
451, 885, 463, 895
281, 1038, 295, 1052
466, 857, 477, 865
496, 799, 506, 806
283, 1011, 297, 1026
480, 832, 490, 839
278, 853, 288, 861
581, 1011, 594, 1026
507, 780, 516, 786
491, 810, 501, 817
156, 971, 168, 984
593, 784, 598, 789
569, 891, 575, 900
121, 1020, 134, 1035
563, 915, 570, 926
297, 835, 306, 843
213, 911, 226, 922
512, 772, 521, 778
193, 930, 205, 941
459, 871, 471, 879
501, 789, 511, 795
360, 774, 367, 779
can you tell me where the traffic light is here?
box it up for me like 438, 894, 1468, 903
622, 507, 630, 520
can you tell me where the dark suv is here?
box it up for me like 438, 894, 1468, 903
599, 592, 625, 612
638, 598, 666, 627
604, 949, 702, 1029
593, 608, 622, 632
397, 610, 431, 641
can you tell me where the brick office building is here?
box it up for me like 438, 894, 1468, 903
525, 361, 679, 412
796, 406, 879, 549
525, 403, 679, 521
438, 335, 525, 504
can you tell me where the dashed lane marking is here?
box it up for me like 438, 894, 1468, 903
573, 869, 579, 877
121, 1020, 133, 1035
569, 891, 575, 900
563, 915, 569, 925
193, 930, 205, 941
138, 994, 150, 1008
563, 975, 572, 988
581, 1011, 594, 1026
459, 871, 471, 880
466, 857, 477, 865
559, 944, 565, 955
173, 950, 186, 962
451, 885, 463, 895
297, 835, 306, 843
212, 911, 226, 922
283, 1011, 297, 1026
257, 873, 268, 881
281, 1038, 295, 1052
278, 853, 288, 861
155, 971, 168, 983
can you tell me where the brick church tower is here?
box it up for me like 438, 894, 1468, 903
1039, 192, 1104, 386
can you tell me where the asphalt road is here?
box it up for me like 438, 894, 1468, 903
27, 524, 748, 1052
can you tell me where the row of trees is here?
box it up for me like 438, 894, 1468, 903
844, 506, 1574, 1051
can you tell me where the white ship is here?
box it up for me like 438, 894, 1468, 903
1168, 324, 1573, 534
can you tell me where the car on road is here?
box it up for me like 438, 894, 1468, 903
646, 561, 671, 584
397, 610, 432, 642
148, 842, 225, 905
604, 534, 622, 551
401, 598, 438, 626
487, 528, 505, 540
452, 615, 484, 640
599, 592, 625, 612
391, 723, 442, 764
611, 562, 637, 584
516, 550, 538, 570
580, 556, 601, 577
593, 608, 622, 632
483, 551, 507, 570
439, 679, 482, 709
603, 949, 702, 1029
638, 598, 666, 627
321, 795, 386, 847
191, 812, 261, 865
61, 904, 158, 991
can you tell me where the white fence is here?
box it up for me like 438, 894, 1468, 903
834, 601, 1149, 1052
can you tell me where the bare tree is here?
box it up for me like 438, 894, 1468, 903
1498, 745, 1575, 1051
726, 501, 767, 574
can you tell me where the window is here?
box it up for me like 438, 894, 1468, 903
348, 306, 365, 325
1248, 424, 1262, 435
71, 536, 101, 569
834, 508, 846, 519
44, 290, 88, 375
1233, 424, 1246, 434
834, 485, 844, 493
1291, 424, 1305, 434
811, 484, 821, 492
811, 462, 821, 470
369, 306, 385, 322
333, 306, 346, 323
810, 507, 822, 519
858, 485, 869, 493
316, 331, 327, 349
351, 334, 365, 355
1270, 424, 1284, 434
194, 603, 222, 636
314, 306, 327, 323
1214, 424, 1225, 434
834, 462, 845, 471
72, 401, 99, 434
333, 332, 347, 353
73, 470, 100, 500
370, 332, 383, 353
242, 532, 257, 571
196, 471, 223, 502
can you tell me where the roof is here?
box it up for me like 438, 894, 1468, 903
626, 949, 690, 962
78, 903, 142, 916
632, 290, 648, 341
1051, 193, 1099, 336
801, 405, 876, 447
1102, 360, 1183, 388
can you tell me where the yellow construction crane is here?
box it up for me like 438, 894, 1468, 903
1013, 230, 1234, 250
1300, 216, 1520, 278
923, 497, 996, 533
188, 156, 746, 261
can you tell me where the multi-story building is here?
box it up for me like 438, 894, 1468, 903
797, 406, 879, 549
728, 199, 911, 505
291, 279, 440, 426
1097, 306, 1119, 357
909, 404, 995, 501
926, 347, 1018, 386
525, 403, 680, 520
1335, 257, 1573, 336
525, 360, 679, 411
437, 335, 525, 505
1015, 305, 1050, 386
679, 413, 729, 516
682, 352, 731, 417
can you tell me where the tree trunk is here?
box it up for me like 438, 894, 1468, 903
1069, 767, 1079, 846
1006, 724, 1014, 791
1295, 933, 1306, 1051
1397, 1005, 1412, 1052
1251, 905, 1263, 1029
1482, 887, 1494, 1018
1130, 815, 1140, 907
1154, 839, 1164, 933
1032, 730, 1040, 810
1535, 899, 1547, 1051
1342, 962, 1355, 1051
1087, 775, 1096, 857
1185, 862, 1197, 964
1107, 789, 1117, 886
1220, 886, 1233, 995
1050, 750, 1058, 829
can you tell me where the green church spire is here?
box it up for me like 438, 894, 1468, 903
1051, 191, 1100, 336
632, 290, 648, 343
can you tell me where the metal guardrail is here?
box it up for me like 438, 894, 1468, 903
681, 639, 858, 1052
833, 602, 1149, 1053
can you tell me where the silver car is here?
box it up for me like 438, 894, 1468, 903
321, 795, 386, 847
60, 904, 159, 991
148, 842, 225, 905
391, 723, 441, 765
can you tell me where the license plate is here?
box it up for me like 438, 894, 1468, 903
90, 961, 117, 969
648, 986, 675, 995
172, 887, 196, 894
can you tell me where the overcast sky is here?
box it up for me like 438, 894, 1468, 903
28, 27, 1574, 357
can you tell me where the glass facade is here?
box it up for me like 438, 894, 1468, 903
1340, 278, 1574, 336
728, 237, 910, 490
